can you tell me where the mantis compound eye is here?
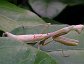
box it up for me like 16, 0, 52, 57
3, 33, 8, 37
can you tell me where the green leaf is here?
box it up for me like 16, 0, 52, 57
0, 37, 57, 64
0, 0, 46, 32
49, 50, 84, 64
29, 0, 67, 19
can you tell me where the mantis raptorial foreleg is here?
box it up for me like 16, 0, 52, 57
38, 25, 83, 47
38, 25, 84, 56
51, 25, 84, 57
53, 36, 79, 46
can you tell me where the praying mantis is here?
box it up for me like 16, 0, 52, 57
3, 24, 84, 56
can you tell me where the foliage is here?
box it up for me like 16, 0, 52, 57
0, 37, 57, 64
0, 0, 84, 64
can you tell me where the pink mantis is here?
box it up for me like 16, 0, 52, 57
3, 24, 84, 57
3, 25, 84, 46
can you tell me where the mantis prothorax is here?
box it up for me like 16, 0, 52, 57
3, 25, 84, 49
